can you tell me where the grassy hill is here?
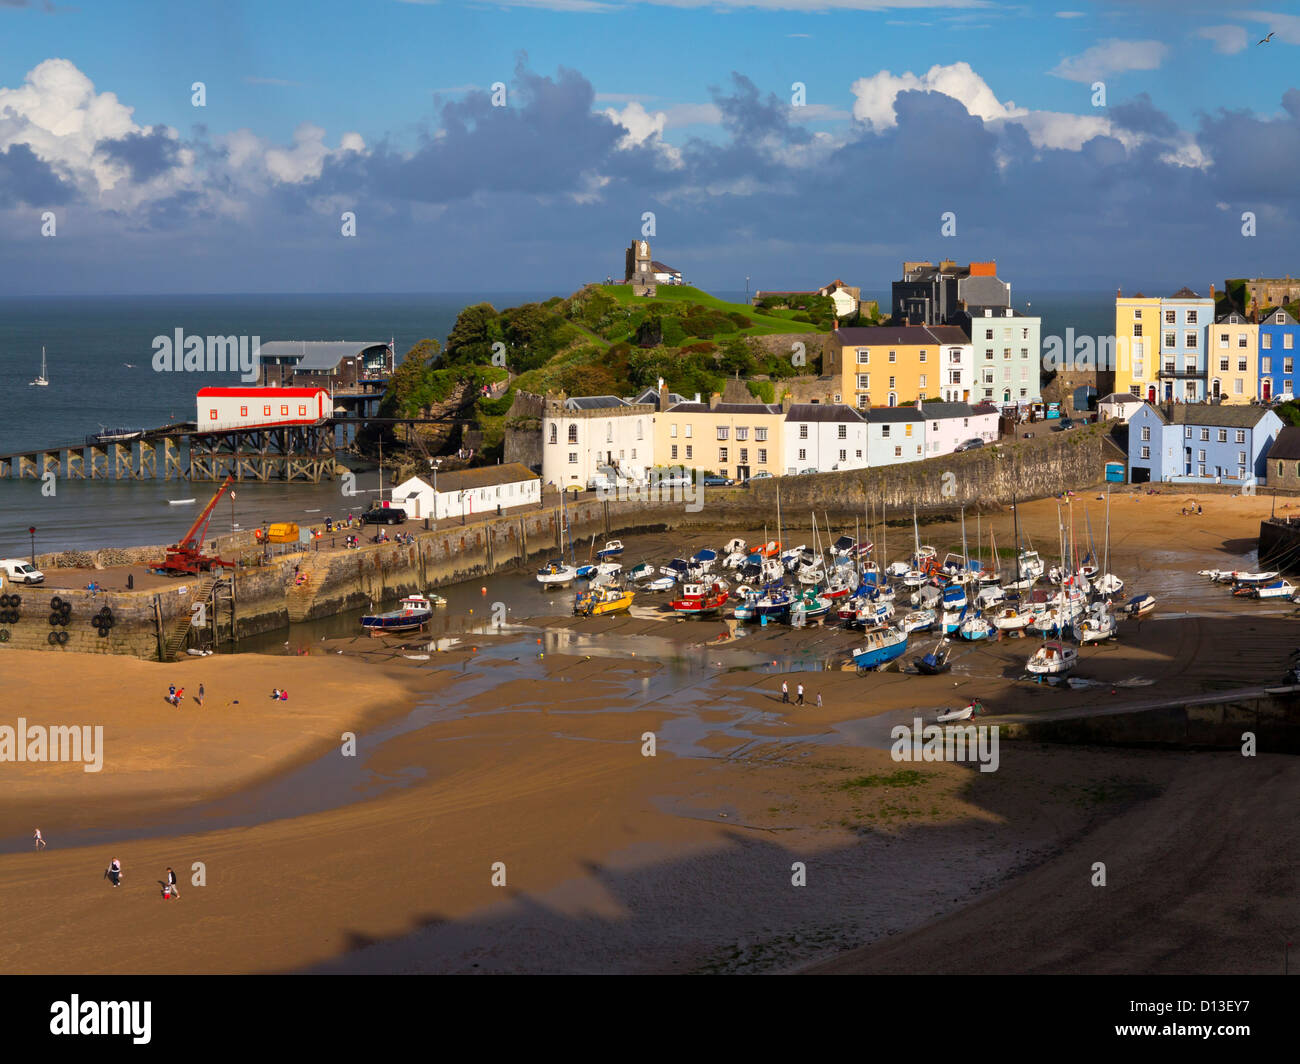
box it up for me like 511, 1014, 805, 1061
381, 282, 837, 460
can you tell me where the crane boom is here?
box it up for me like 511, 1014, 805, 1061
153, 474, 237, 576
179, 474, 234, 552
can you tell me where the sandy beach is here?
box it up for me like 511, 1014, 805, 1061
1, 490, 1296, 974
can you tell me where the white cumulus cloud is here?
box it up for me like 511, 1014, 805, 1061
1050, 39, 1169, 82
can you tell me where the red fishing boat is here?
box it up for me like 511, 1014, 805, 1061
669, 581, 729, 616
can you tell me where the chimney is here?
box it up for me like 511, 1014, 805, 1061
657, 377, 668, 409
1117, 287, 1122, 299
915, 398, 923, 413
709, 392, 721, 409
832, 318, 838, 331
1210, 282, 1216, 301
781, 394, 793, 414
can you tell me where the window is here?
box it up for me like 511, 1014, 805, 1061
1140, 446, 1150, 459
856, 450, 863, 459
670, 424, 677, 438
889, 350, 897, 363
1134, 324, 1144, 338
858, 374, 870, 389
1263, 357, 1272, 373
548, 424, 557, 444
717, 427, 729, 440
568, 425, 578, 444
1134, 308, 1143, 319
263, 405, 270, 416
834, 395, 841, 403
1198, 449, 1207, 462
280, 405, 289, 416
1239, 334, 1248, 348
758, 449, 767, 463
1220, 359, 1229, 372
1281, 462, 1286, 478
1185, 427, 1193, 439
1187, 310, 1198, 325
894, 446, 902, 457
636, 421, 644, 440
739, 448, 748, 462
685, 425, 692, 438
1003, 348, 1011, 360
1287, 358, 1295, 374
920, 374, 929, 388
1164, 332, 1176, 348
298, 404, 307, 416
889, 376, 896, 389
984, 348, 993, 360
671, 445, 678, 459
919, 350, 928, 362
856, 349, 869, 364
882, 425, 891, 438
1234, 379, 1244, 394
606, 424, 613, 443
838, 449, 847, 463
1236, 430, 1246, 443
1263, 334, 1273, 350
799, 424, 808, 439
1186, 332, 1198, 349
1141, 426, 1151, 441
798, 448, 806, 462
905, 424, 913, 437
1218, 332, 1228, 348
1198, 464, 1206, 477
568, 452, 577, 464
719, 447, 728, 462
685, 445, 693, 459
1200, 428, 1209, 441
209, 408, 218, 420
631, 448, 637, 459
985, 329, 993, 340
1238, 358, 1248, 372
756, 428, 768, 441
1165, 310, 1176, 324
949, 370, 960, 385
736, 427, 748, 441
1240, 452, 1248, 465
1130, 385, 1141, 397
1020, 347, 1029, 359
1217, 429, 1227, 442
837, 424, 847, 439
240, 405, 248, 417
1288, 334, 1295, 350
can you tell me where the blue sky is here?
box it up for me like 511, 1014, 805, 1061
2, 0, 1299, 296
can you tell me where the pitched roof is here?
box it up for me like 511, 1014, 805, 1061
1260, 307, 1298, 326
865, 408, 925, 424
650, 261, 680, 273
785, 403, 865, 422
834, 325, 949, 346
432, 463, 540, 493
666, 402, 783, 415
926, 325, 972, 345
920, 402, 975, 419
1143, 403, 1277, 429
563, 395, 628, 410
629, 387, 688, 408
1099, 392, 1143, 405
1214, 312, 1250, 325
1268, 426, 1300, 461
1169, 287, 1203, 299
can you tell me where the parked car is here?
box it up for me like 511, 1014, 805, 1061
361, 506, 407, 525
1057, 417, 1076, 431
746, 472, 773, 483
702, 475, 732, 487
953, 438, 984, 452
653, 472, 693, 488
0, 559, 44, 585
799, 468, 819, 475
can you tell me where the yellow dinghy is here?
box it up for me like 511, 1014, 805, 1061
574, 585, 635, 617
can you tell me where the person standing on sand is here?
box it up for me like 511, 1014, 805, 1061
816, 692, 823, 708
781, 680, 789, 703
796, 682, 804, 706
33, 828, 45, 850
197, 682, 205, 707
165, 866, 179, 898
168, 683, 176, 705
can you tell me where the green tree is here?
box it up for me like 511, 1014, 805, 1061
444, 303, 503, 366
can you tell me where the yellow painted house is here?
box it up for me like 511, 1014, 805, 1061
653, 393, 786, 481
827, 324, 952, 409
1209, 311, 1258, 403
1113, 293, 1161, 400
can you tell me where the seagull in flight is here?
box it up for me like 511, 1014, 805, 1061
1259, 31, 1275, 44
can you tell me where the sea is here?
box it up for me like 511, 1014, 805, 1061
0, 290, 1114, 554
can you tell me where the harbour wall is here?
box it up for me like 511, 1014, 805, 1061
999, 694, 1300, 753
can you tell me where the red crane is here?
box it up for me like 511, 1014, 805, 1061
154, 474, 237, 576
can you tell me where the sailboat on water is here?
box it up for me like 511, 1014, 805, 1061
29, 346, 49, 387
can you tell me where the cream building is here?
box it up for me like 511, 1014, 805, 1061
653, 389, 785, 481
1209, 311, 1257, 404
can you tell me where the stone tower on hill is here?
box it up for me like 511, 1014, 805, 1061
625, 239, 657, 297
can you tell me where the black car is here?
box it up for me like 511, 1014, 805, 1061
1057, 417, 1076, 431
953, 438, 984, 452
361, 507, 407, 525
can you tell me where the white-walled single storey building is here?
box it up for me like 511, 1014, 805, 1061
391, 463, 541, 521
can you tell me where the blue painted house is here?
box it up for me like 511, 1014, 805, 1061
1156, 287, 1213, 403
1127, 402, 1282, 485
1257, 306, 1300, 402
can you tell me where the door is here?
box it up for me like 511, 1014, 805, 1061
1263, 379, 1272, 401
1147, 385, 1156, 403
736, 465, 750, 482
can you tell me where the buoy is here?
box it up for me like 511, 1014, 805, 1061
537, 638, 542, 644
481, 586, 487, 595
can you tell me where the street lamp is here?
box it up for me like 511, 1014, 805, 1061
28, 526, 35, 566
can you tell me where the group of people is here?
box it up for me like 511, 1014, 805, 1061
165, 682, 204, 707
270, 688, 289, 701
1181, 503, 1205, 515
779, 681, 821, 707
99, 857, 181, 898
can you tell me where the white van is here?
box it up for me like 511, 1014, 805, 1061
0, 559, 45, 585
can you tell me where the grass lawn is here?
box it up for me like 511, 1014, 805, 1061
598, 284, 824, 336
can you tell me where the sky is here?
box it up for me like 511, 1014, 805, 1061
1, 0, 1299, 297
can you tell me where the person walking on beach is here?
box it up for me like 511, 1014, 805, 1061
106, 858, 122, 887
165, 866, 179, 898
33, 828, 45, 851
796, 682, 804, 706
168, 683, 176, 705
781, 680, 789, 703
816, 692, 823, 708
197, 682, 205, 707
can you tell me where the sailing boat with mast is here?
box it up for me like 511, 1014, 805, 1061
29, 346, 49, 387
536, 488, 578, 588
1093, 485, 1124, 595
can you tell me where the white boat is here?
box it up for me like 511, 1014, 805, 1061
168, 498, 197, 506
723, 538, 747, 555
29, 346, 49, 387
1073, 610, 1117, 643
936, 704, 975, 723
595, 561, 622, 576
1093, 572, 1124, 595
645, 576, 676, 592
1018, 550, 1045, 580
1122, 593, 1157, 616
901, 608, 936, 634
1253, 579, 1295, 600
536, 560, 578, 588
1026, 640, 1078, 675
1230, 571, 1280, 585
957, 614, 993, 641
992, 604, 1031, 631
974, 584, 1005, 609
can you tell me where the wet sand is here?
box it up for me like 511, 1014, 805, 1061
0, 491, 1295, 974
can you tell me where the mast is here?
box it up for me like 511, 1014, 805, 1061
1103, 484, 1112, 581
776, 484, 783, 553
960, 506, 968, 572
912, 503, 920, 557
1012, 490, 1022, 585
